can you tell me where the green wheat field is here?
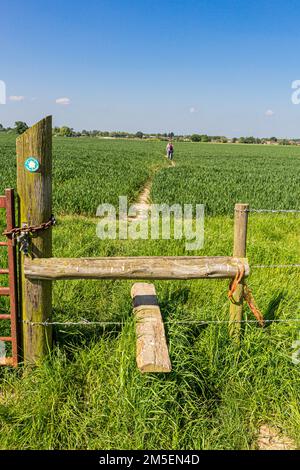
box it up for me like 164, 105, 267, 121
0, 133, 300, 449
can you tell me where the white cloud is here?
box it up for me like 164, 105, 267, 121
56, 97, 71, 105
9, 95, 25, 101
265, 109, 274, 117
189, 107, 197, 113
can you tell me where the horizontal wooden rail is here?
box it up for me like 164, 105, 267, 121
24, 256, 249, 280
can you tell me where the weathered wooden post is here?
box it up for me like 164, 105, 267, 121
17, 116, 53, 363
229, 203, 249, 339
131, 283, 171, 373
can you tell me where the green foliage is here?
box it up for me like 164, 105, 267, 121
14, 121, 28, 135
190, 134, 201, 142
135, 131, 143, 139
59, 126, 74, 137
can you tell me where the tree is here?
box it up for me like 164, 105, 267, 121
135, 131, 143, 139
239, 136, 255, 144
190, 134, 201, 142
15, 121, 28, 135
200, 134, 210, 142
0, 124, 4, 132
168, 132, 174, 139
59, 126, 73, 137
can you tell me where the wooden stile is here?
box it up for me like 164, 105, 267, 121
12, 116, 253, 360
131, 283, 171, 373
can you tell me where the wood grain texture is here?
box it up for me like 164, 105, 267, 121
229, 203, 249, 338
131, 283, 171, 373
24, 256, 250, 280
17, 116, 53, 363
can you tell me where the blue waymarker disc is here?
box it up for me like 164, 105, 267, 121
25, 157, 40, 173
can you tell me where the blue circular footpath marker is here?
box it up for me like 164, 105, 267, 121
25, 157, 40, 173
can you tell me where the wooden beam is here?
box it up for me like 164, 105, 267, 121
131, 283, 171, 373
17, 116, 53, 363
24, 256, 250, 281
229, 203, 249, 339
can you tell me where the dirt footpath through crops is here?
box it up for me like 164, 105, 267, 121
127, 157, 175, 221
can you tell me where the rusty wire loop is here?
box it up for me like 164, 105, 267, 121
2, 215, 56, 238
228, 264, 265, 327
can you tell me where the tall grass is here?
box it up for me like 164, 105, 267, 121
0, 213, 299, 449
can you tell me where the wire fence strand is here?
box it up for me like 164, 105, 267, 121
252, 264, 300, 269
249, 209, 300, 213
14, 205, 299, 329
20, 318, 300, 327
235, 208, 300, 213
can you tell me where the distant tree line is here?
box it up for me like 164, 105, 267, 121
0, 123, 299, 145
0, 121, 29, 135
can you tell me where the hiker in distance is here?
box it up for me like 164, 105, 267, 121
166, 141, 174, 160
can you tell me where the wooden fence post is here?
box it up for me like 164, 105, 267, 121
229, 203, 249, 339
17, 116, 53, 363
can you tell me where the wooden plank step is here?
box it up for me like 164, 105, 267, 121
131, 283, 171, 373
0, 242, 8, 247
0, 337, 12, 342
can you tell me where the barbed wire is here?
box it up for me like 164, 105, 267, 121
21, 320, 123, 326
252, 264, 300, 269
235, 208, 300, 213
249, 209, 300, 213
20, 318, 300, 327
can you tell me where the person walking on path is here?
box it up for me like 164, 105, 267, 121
166, 142, 174, 160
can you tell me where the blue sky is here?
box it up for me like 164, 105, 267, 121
1, 0, 300, 137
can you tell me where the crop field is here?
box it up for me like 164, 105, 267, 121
0, 134, 300, 449
1, 134, 300, 216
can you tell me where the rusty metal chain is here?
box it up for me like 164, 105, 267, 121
2, 215, 56, 238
